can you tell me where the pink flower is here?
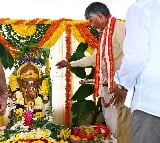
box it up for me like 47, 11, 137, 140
23, 110, 33, 126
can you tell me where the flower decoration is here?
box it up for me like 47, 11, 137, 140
26, 101, 34, 109
2, 45, 56, 142
7, 59, 51, 125
34, 111, 43, 119
0, 24, 50, 51
15, 108, 23, 117
18, 57, 44, 67
0, 18, 101, 143
39, 78, 49, 97
11, 24, 36, 36
15, 91, 24, 105
23, 110, 33, 126
9, 74, 19, 92
35, 97, 43, 109
0, 127, 61, 143
64, 24, 71, 126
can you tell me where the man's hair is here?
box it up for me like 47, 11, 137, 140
85, 2, 110, 20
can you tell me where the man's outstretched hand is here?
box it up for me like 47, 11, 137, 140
55, 60, 71, 69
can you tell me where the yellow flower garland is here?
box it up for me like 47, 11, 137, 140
1, 129, 58, 143
71, 25, 85, 43
39, 78, 49, 96
43, 22, 66, 48
9, 74, 19, 92
11, 24, 36, 36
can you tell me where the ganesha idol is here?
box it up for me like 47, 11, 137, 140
7, 58, 51, 127
17, 62, 41, 104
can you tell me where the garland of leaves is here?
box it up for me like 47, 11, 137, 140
0, 24, 50, 49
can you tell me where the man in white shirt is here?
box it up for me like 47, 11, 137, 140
114, 0, 160, 143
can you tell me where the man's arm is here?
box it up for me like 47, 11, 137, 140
56, 50, 96, 69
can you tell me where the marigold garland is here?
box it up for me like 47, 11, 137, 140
107, 17, 116, 93
94, 16, 116, 97
71, 25, 95, 54
42, 22, 66, 48
75, 22, 99, 49
9, 74, 19, 92
36, 19, 64, 48
39, 78, 49, 96
65, 24, 71, 127
11, 24, 36, 36
0, 18, 53, 25
1, 24, 49, 49
0, 115, 4, 127
0, 33, 18, 55
71, 25, 85, 43
0, 19, 98, 55
14, 19, 27, 25
45, 58, 50, 75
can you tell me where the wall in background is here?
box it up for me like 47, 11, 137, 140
0, 0, 135, 19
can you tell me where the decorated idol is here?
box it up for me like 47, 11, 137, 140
7, 57, 51, 127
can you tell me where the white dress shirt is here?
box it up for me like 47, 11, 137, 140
114, 0, 160, 117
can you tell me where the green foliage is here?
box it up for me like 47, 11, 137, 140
86, 68, 94, 79
0, 24, 50, 51
68, 42, 88, 62
70, 67, 87, 79
71, 100, 96, 126
68, 42, 89, 78
35, 120, 68, 139
41, 121, 66, 139
0, 43, 14, 69
1, 119, 66, 141
72, 84, 94, 101
0, 23, 50, 69
69, 27, 102, 126
16, 47, 50, 63
0, 128, 22, 141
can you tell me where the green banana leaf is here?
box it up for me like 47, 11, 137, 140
68, 42, 88, 62
68, 42, 88, 78
72, 84, 94, 101
0, 43, 14, 69
71, 100, 96, 125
